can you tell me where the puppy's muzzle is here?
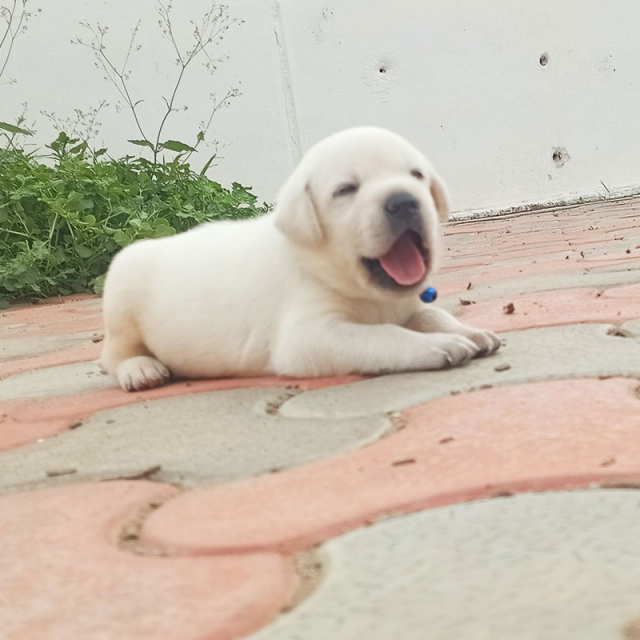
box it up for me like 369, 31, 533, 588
384, 192, 421, 233
360, 191, 429, 292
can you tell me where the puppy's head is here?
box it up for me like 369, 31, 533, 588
274, 127, 450, 299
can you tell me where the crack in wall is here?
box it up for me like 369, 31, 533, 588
269, 0, 302, 166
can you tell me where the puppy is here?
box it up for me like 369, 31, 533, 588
101, 126, 500, 391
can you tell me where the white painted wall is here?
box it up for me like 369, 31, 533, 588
3, 0, 640, 214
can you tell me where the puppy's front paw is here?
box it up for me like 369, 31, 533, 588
428, 334, 479, 370
116, 356, 171, 392
464, 328, 501, 357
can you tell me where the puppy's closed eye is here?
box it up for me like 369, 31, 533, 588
333, 183, 359, 198
411, 169, 425, 180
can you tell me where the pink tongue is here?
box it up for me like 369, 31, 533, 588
379, 233, 426, 286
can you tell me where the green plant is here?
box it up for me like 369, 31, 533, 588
74, 1, 241, 168
1, 0, 37, 85
0, 1, 264, 309
41, 100, 108, 147
1, 0, 38, 143
0, 133, 268, 308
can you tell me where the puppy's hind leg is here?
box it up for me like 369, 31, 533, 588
101, 329, 171, 393
100, 241, 171, 392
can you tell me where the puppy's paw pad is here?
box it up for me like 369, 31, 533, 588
116, 356, 171, 392
466, 329, 501, 356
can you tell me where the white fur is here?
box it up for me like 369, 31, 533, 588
101, 127, 500, 391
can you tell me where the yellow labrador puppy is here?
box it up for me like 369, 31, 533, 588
101, 127, 500, 391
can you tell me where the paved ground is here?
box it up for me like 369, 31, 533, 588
2, 198, 640, 639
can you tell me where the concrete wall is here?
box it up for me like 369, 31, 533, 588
3, 0, 640, 214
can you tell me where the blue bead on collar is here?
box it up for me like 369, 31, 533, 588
420, 287, 438, 303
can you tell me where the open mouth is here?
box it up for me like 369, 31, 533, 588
362, 230, 429, 290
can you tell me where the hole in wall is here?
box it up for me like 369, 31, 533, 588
539, 52, 549, 66
379, 66, 387, 74
552, 146, 571, 168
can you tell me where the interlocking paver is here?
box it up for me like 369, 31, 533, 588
437, 255, 639, 301
248, 490, 640, 640
141, 378, 640, 555
0, 388, 392, 491
0, 361, 113, 400
0, 373, 361, 451
438, 264, 640, 321
0, 341, 102, 379
457, 283, 640, 332
0, 482, 296, 640
0, 332, 100, 364
279, 323, 640, 418
1, 197, 640, 639
0, 297, 102, 341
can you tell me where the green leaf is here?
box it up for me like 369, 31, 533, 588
153, 224, 176, 238
76, 244, 93, 258
128, 139, 155, 150
159, 140, 197, 153
113, 230, 131, 246
93, 274, 106, 295
65, 191, 89, 212
70, 142, 88, 155
200, 154, 217, 176
0, 122, 33, 136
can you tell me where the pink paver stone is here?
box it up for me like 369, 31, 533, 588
0, 482, 297, 640
437, 254, 637, 295
457, 283, 640, 332
142, 378, 640, 555
0, 342, 102, 379
0, 295, 102, 336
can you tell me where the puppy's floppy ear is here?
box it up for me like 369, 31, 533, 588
429, 172, 451, 223
274, 171, 324, 247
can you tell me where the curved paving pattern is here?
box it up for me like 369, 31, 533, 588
437, 262, 640, 313
0, 332, 100, 364
140, 378, 640, 554
279, 322, 640, 418
0, 373, 362, 451
1, 198, 640, 638
0, 341, 102, 379
0, 388, 392, 491
457, 283, 640, 332
0, 482, 296, 640
0, 361, 114, 400
0, 295, 102, 336
248, 490, 640, 640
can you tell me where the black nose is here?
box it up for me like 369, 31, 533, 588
384, 192, 420, 218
